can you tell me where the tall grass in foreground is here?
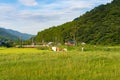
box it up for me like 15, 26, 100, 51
0, 46, 120, 80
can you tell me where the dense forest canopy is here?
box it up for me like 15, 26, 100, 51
35, 0, 120, 45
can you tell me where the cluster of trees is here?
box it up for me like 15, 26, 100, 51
0, 36, 31, 47
0, 37, 15, 47
35, 0, 120, 45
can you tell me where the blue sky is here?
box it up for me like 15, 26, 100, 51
0, 0, 113, 34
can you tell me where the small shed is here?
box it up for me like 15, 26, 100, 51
65, 40, 75, 46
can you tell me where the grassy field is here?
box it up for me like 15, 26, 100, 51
0, 46, 120, 80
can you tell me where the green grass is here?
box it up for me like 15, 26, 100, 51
0, 46, 120, 80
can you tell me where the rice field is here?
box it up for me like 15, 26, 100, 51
0, 46, 120, 80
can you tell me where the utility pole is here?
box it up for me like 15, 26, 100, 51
73, 24, 78, 46
32, 37, 35, 47
19, 36, 22, 48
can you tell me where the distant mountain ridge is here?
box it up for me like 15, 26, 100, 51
0, 27, 33, 41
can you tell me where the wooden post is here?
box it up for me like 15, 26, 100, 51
81, 42, 86, 52
82, 47, 84, 52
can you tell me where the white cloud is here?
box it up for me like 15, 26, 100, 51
0, 4, 15, 12
18, 0, 38, 6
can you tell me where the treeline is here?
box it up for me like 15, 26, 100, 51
35, 0, 120, 45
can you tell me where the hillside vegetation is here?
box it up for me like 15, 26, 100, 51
35, 0, 120, 45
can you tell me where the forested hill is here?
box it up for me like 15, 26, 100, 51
35, 0, 120, 45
